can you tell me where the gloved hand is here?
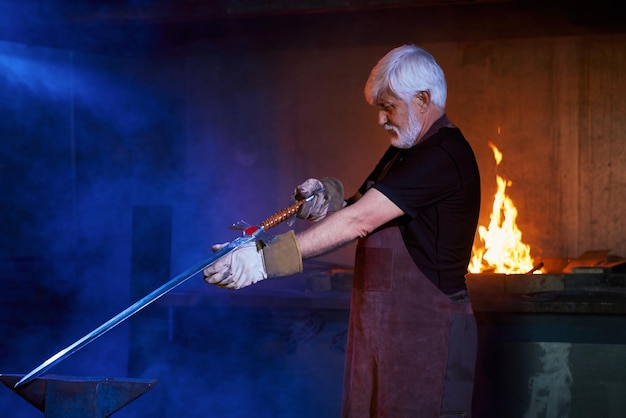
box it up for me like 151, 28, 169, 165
203, 231, 303, 290
294, 177, 344, 222
203, 241, 267, 289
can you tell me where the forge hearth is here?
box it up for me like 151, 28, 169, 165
467, 272, 626, 314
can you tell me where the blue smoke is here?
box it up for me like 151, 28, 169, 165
0, 23, 346, 418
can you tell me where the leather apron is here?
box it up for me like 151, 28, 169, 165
341, 223, 473, 418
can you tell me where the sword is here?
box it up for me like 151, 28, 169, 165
15, 196, 314, 388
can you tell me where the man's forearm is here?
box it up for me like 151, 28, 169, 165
295, 188, 404, 259
295, 206, 362, 258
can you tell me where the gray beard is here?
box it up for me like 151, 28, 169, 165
390, 109, 422, 149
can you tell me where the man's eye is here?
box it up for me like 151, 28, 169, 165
380, 103, 394, 111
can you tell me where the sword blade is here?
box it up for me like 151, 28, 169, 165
15, 197, 309, 389
14, 234, 256, 389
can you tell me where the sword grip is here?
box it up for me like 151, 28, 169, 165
259, 200, 304, 230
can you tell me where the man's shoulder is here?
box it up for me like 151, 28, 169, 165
432, 126, 473, 153
414, 125, 468, 154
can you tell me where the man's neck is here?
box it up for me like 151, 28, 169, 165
415, 108, 446, 144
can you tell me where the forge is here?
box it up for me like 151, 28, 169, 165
465, 264, 626, 417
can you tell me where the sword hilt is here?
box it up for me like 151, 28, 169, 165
229, 199, 306, 244
259, 199, 305, 230
259, 187, 324, 230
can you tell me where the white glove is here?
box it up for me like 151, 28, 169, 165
295, 179, 328, 222
294, 177, 344, 222
202, 242, 267, 290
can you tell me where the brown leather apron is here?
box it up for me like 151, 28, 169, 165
341, 223, 473, 418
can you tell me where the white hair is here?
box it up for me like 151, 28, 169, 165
364, 45, 447, 108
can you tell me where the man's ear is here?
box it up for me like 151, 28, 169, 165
414, 91, 431, 113
417, 91, 430, 102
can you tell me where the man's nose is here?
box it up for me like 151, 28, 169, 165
378, 111, 388, 126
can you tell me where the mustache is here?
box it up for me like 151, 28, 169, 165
384, 123, 399, 134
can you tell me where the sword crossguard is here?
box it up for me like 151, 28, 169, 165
229, 220, 274, 246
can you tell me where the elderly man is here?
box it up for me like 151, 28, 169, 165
204, 44, 481, 418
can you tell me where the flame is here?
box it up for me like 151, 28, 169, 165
469, 142, 539, 274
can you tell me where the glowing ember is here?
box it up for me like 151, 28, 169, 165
469, 142, 539, 274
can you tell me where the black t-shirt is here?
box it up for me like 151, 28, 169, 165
358, 115, 481, 294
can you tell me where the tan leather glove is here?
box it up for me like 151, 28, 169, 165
203, 231, 302, 290
294, 177, 344, 222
